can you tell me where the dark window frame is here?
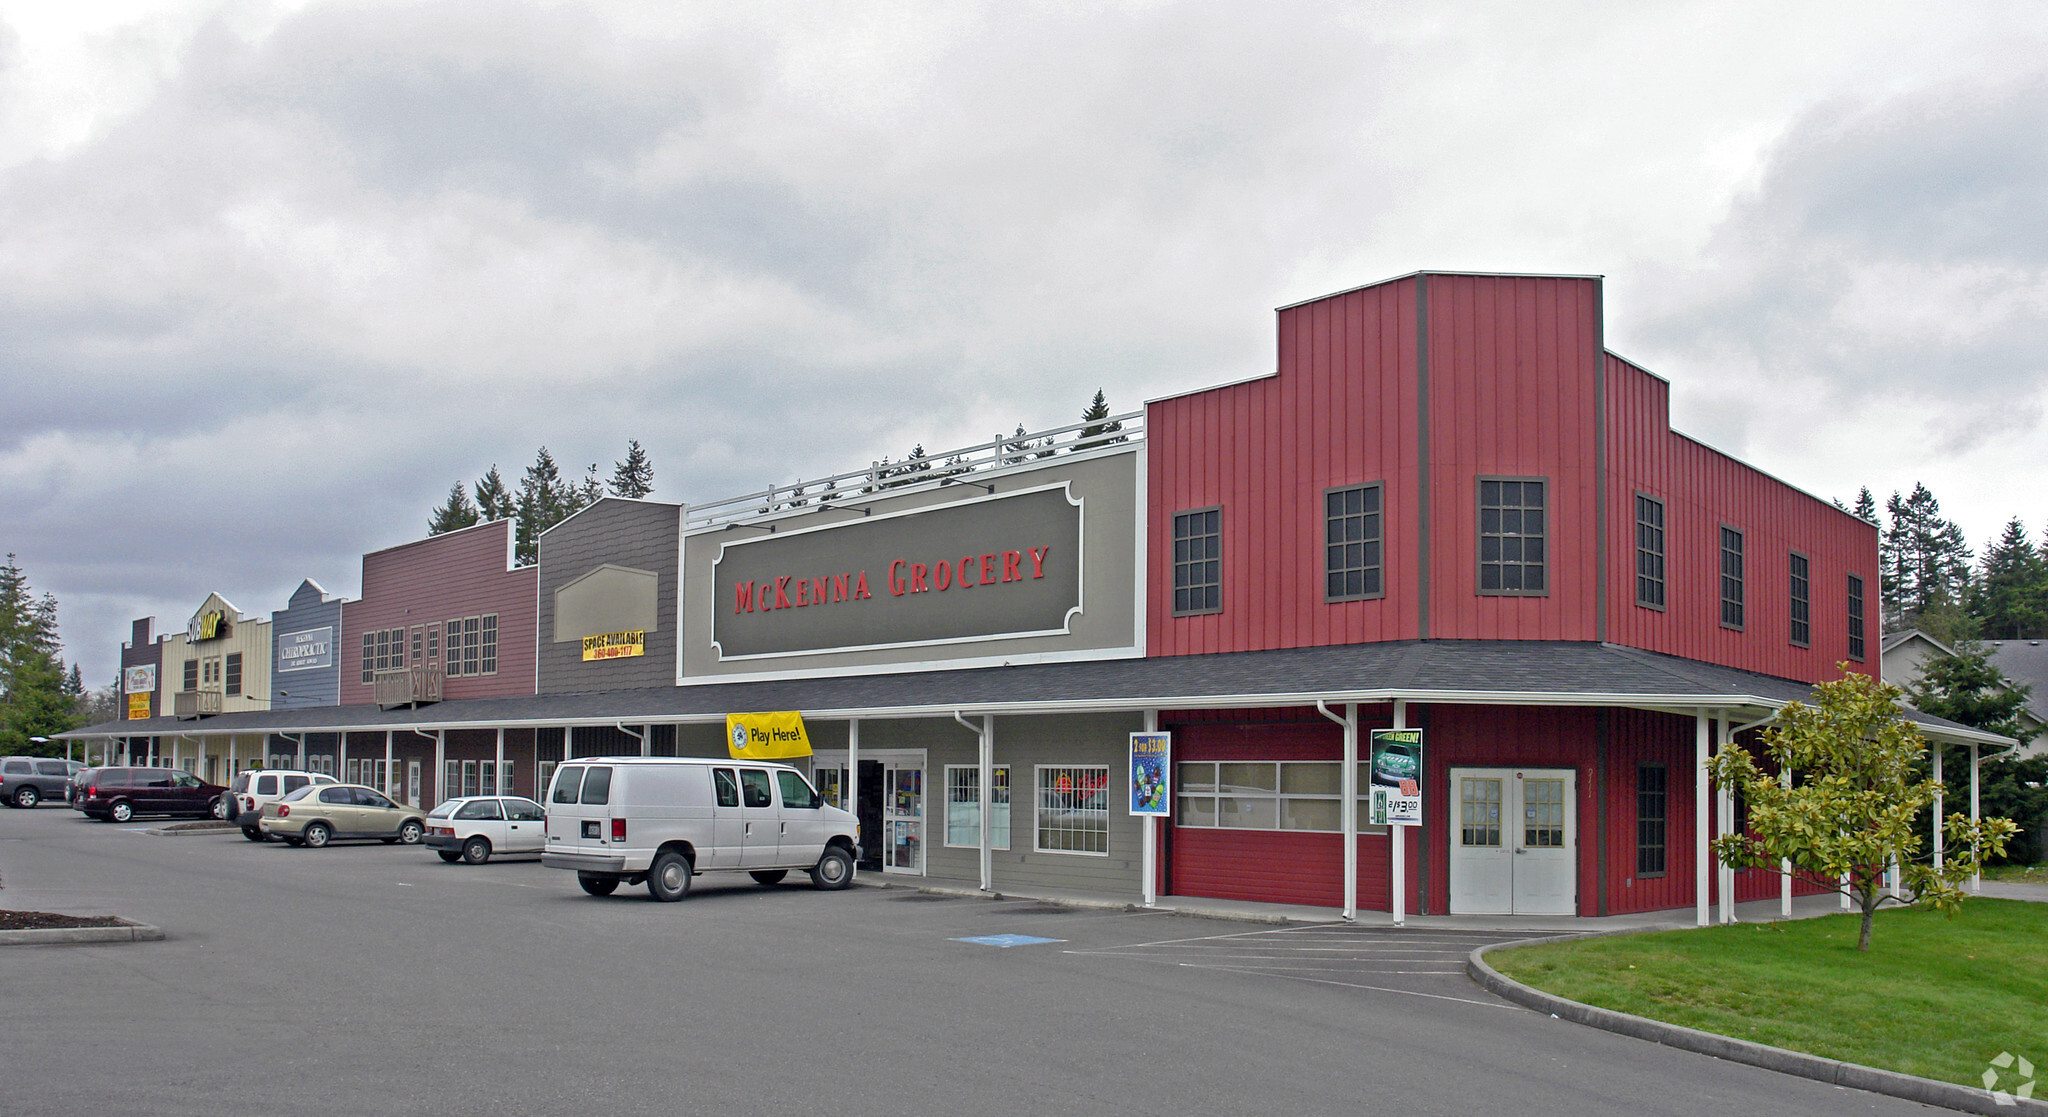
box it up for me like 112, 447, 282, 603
1636, 764, 1667, 878
224, 652, 243, 697
1719, 524, 1745, 631
1324, 482, 1386, 603
1634, 492, 1666, 610
1847, 573, 1867, 661
1477, 476, 1548, 597
1788, 551, 1811, 648
1171, 507, 1222, 617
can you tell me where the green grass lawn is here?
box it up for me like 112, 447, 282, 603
1489, 899, 2048, 1088
1981, 862, 2048, 885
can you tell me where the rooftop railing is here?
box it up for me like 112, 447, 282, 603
683, 410, 1143, 530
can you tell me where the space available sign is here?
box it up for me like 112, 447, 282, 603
712, 485, 1083, 659
277, 626, 334, 672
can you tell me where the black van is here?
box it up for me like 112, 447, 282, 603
74, 767, 229, 823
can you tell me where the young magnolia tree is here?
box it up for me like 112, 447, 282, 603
1708, 670, 2017, 952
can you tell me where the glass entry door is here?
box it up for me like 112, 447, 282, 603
883, 762, 923, 874
1448, 767, 1577, 916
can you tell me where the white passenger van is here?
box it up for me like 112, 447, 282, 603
540, 757, 862, 901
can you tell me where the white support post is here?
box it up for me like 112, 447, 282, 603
1780, 766, 1792, 919
565, 725, 574, 761
384, 731, 394, 799
1695, 710, 1710, 927
847, 718, 861, 840
295, 733, 307, 770
228, 736, 237, 781
495, 728, 506, 796
1970, 743, 1982, 894
1340, 704, 1357, 923
640, 725, 651, 757
1142, 709, 1159, 910
433, 731, 446, 808
979, 716, 994, 894
1391, 699, 1407, 928
1932, 744, 1945, 871
1717, 715, 1734, 925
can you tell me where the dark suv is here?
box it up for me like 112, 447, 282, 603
0, 756, 84, 808
74, 767, 229, 823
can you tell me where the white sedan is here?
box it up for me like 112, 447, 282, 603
424, 796, 547, 864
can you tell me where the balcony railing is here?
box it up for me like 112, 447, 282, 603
374, 666, 445, 709
173, 690, 222, 719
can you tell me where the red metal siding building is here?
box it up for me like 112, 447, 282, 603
1145, 272, 1868, 917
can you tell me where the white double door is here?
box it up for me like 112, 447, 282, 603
1448, 767, 1576, 916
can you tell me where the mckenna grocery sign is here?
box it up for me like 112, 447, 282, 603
711, 485, 1083, 659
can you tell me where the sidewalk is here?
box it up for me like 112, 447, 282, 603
878, 875, 1926, 934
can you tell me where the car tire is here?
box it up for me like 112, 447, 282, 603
398, 819, 424, 845
577, 872, 619, 897
461, 836, 492, 864
811, 845, 855, 891
438, 850, 463, 863
302, 822, 332, 848
749, 869, 787, 886
647, 850, 692, 902
108, 800, 133, 823
241, 826, 266, 842
282, 836, 304, 847
210, 796, 228, 820
14, 785, 39, 809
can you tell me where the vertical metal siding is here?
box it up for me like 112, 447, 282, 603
337, 519, 538, 707
1604, 355, 1878, 684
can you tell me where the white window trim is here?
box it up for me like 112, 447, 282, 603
1033, 764, 1110, 857
943, 764, 1011, 850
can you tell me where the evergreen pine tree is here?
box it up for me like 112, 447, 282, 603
1973, 519, 2048, 639
514, 447, 573, 566
1881, 484, 1973, 631
609, 440, 655, 498
0, 556, 74, 754
474, 466, 515, 522
574, 463, 606, 511
1853, 486, 1879, 525
1077, 389, 1124, 447
428, 481, 481, 535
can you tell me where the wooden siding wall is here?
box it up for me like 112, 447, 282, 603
1420, 704, 1600, 916
338, 519, 538, 706
1146, 272, 1874, 680
1605, 356, 1878, 684
1148, 277, 1422, 655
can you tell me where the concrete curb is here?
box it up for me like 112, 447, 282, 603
0, 920, 165, 946
1468, 936, 2048, 1117
881, 880, 1315, 925
144, 822, 238, 837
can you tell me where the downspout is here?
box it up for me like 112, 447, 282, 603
953, 711, 992, 893
616, 723, 646, 756
1316, 700, 1359, 922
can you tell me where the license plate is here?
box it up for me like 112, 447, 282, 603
581, 820, 600, 839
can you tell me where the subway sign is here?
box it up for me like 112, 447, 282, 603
712, 484, 1083, 658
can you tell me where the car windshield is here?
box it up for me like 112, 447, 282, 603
427, 801, 458, 818
280, 785, 317, 802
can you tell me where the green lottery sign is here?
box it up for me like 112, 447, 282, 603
1368, 728, 1423, 826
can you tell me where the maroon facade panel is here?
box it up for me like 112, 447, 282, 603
338, 519, 538, 707
1145, 272, 1877, 685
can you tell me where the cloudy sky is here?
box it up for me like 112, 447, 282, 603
6, 1, 2048, 686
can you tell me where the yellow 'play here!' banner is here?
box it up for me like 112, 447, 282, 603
726, 711, 812, 759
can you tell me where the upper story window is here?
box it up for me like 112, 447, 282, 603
1719, 526, 1745, 630
1478, 478, 1546, 595
1788, 552, 1811, 648
1172, 508, 1221, 616
361, 627, 404, 684
1325, 484, 1384, 602
224, 653, 243, 697
183, 659, 199, 692
1634, 494, 1666, 609
446, 614, 499, 677
1847, 573, 1867, 661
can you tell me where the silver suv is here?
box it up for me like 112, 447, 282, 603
0, 756, 84, 808
229, 770, 338, 840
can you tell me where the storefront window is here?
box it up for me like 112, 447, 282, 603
1036, 765, 1109, 855
1176, 761, 1383, 833
944, 765, 1010, 849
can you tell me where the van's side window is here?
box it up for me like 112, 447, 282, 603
551, 767, 585, 805
739, 769, 774, 808
777, 771, 819, 809
713, 769, 740, 808
580, 767, 613, 806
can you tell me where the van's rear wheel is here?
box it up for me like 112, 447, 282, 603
647, 851, 692, 902
438, 850, 463, 863
577, 872, 619, 897
749, 869, 787, 886
811, 845, 855, 890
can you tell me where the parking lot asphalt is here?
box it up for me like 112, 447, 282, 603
0, 805, 1944, 1117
